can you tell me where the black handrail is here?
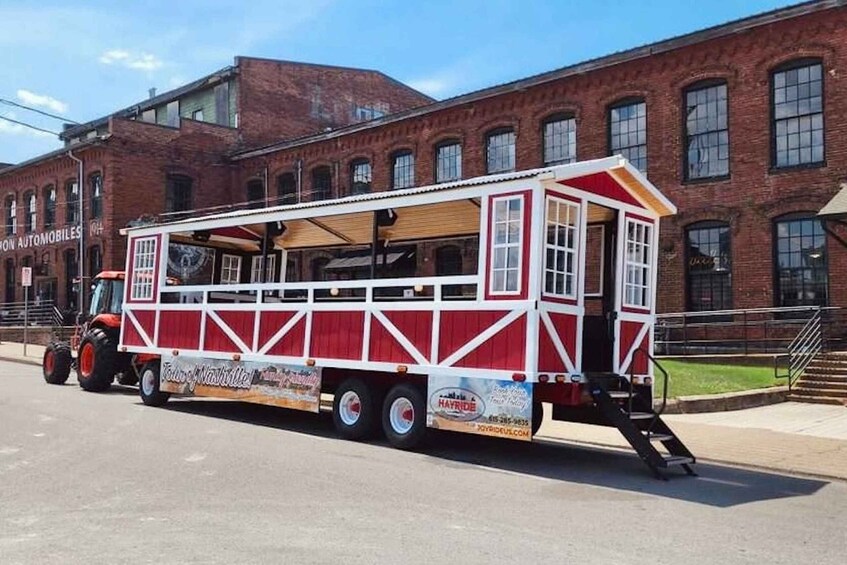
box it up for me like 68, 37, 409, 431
630, 347, 670, 435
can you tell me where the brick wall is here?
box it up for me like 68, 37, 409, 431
235, 7, 847, 313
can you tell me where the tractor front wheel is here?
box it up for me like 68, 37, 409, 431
76, 328, 118, 392
43, 342, 72, 385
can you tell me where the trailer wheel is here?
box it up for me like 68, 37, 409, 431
139, 362, 170, 407
76, 328, 117, 392
532, 402, 544, 437
382, 383, 427, 450
43, 342, 72, 385
332, 378, 379, 440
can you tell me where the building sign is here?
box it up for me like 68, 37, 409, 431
426, 375, 533, 441
159, 355, 322, 413
0, 226, 82, 253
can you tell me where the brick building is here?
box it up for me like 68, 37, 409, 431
0, 57, 431, 315
1, 1, 845, 320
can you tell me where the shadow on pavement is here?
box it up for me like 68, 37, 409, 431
158, 398, 830, 508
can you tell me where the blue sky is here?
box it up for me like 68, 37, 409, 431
0, 0, 793, 165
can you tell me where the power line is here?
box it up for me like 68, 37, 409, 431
0, 98, 79, 124
0, 114, 60, 136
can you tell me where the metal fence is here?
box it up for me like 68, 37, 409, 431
0, 300, 65, 327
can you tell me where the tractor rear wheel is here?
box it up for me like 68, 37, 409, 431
43, 342, 72, 385
76, 328, 118, 392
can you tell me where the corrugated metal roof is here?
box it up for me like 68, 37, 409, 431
818, 183, 847, 218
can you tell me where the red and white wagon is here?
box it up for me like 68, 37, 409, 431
118, 155, 694, 475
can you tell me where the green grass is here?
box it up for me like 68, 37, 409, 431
654, 360, 777, 398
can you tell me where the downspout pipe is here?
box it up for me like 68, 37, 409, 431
66, 149, 85, 317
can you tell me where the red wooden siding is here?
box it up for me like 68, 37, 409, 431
559, 172, 643, 209
631, 332, 650, 374
123, 314, 148, 347
267, 316, 306, 357
548, 312, 577, 362
310, 311, 365, 360
133, 310, 156, 343
438, 310, 507, 363
383, 311, 432, 360
215, 310, 256, 347
158, 311, 202, 350
619, 320, 645, 367
203, 316, 241, 352
369, 318, 415, 364
453, 313, 526, 371
538, 323, 566, 373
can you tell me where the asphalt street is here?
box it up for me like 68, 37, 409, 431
1, 359, 844, 565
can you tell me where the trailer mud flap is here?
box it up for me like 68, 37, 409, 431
426, 375, 533, 441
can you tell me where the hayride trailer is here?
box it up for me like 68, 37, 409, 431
117, 156, 695, 479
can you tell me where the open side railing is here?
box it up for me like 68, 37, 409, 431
774, 307, 823, 391
629, 347, 670, 436
0, 300, 61, 327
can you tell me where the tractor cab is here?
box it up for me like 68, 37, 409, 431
87, 271, 126, 322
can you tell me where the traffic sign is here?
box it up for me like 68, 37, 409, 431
21, 266, 32, 287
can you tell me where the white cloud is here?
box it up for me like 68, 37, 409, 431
99, 49, 163, 72
407, 78, 451, 98
16, 89, 68, 114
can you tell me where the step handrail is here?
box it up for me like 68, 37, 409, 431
774, 307, 823, 391
630, 347, 670, 435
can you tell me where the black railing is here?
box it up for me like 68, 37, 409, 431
630, 348, 670, 436
0, 300, 63, 327
773, 308, 823, 391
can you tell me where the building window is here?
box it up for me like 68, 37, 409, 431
130, 237, 156, 301
246, 179, 265, 209
609, 99, 647, 172
165, 175, 193, 214
44, 185, 57, 229
311, 257, 330, 282
250, 255, 277, 283
391, 151, 415, 189
435, 141, 462, 183
89, 245, 102, 278
4, 195, 15, 237
774, 215, 827, 307
65, 249, 78, 311
220, 254, 242, 284
355, 106, 385, 121
90, 173, 103, 219
686, 221, 732, 311
486, 129, 515, 174
685, 82, 729, 180
311, 167, 332, 201
490, 196, 523, 294
277, 173, 297, 205
624, 218, 653, 309
65, 180, 79, 225
543, 196, 580, 298
192, 109, 204, 121
773, 60, 824, 168
166, 100, 180, 127
24, 191, 36, 233
543, 115, 577, 166
350, 160, 372, 195
4, 258, 15, 303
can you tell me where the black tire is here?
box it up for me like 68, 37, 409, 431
76, 328, 117, 392
532, 401, 544, 437
116, 371, 139, 386
332, 378, 380, 440
43, 342, 72, 385
139, 362, 170, 407
382, 382, 427, 450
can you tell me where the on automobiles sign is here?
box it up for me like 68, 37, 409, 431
0, 225, 82, 253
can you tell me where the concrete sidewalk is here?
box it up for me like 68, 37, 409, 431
1, 340, 845, 481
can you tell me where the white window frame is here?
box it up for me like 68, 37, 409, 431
543, 196, 580, 300
130, 237, 157, 301
250, 254, 277, 283
489, 195, 523, 295
623, 218, 653, 309
220, 254, 242, 285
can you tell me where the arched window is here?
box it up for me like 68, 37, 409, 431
4, 195, 16, 237
89, 173, 103, 219
391, 151, 414, 189
44, 185, 57, 229
311, 167, 332, 201
246, 179, 265, 209
350, 160, 372, 195
772, 59, 824, 168
684, 81, 729, 180
435, 140, 462, 183
165, 175, 193, 214
65, 180, 79, 225
542, 114, 576, 166
277, 173, 297, 204
486, 128, 515, 173
608, 98, 647, 172
774, 213, 827, 307
686, 221, 732, 311
24, 190, 36, 233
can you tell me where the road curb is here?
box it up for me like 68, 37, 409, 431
660, 386, 788, 414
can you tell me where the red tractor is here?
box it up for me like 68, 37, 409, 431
42, 271, 136, 391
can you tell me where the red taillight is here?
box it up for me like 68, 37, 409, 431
555, 374, 566, 383
512, 373, 526, 382
538, 374, 549, 383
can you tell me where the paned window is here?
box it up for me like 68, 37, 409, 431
130, 237, 157, 300
90, 173, 103, 219
685, 82, 729, 179
392, 152, 415, 189
250, 255, 277, 283
544, 196, 580, 298
609, 100, 647, 172
44, 185, 57, 229
624, 218, 653, 309
220, 254, 242, 284
773, 61, 824, 168
65, 180, 79, 225
24, 191, 36, 233
192, 109, 204, 121
490, 196, 523, 294
246, 179, 265, 209
277, 173, 297, 204
436, 142, 462, 183
350, 160, 372, 195
166, 175, 193, 213
686, 222, 732, 311
312, 167, 332, 200
89, 245, 102, 278
543, 116, 577, 165
774, 215, 827, 306
5, 195, 16, 236
486, 129, 515, 173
